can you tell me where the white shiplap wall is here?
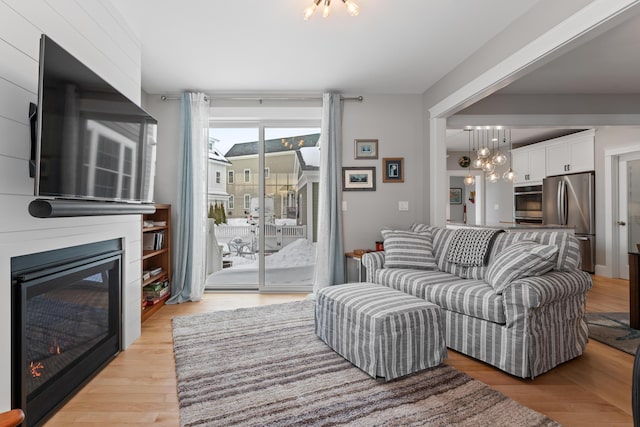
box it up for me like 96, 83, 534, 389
0, 0, 144, 411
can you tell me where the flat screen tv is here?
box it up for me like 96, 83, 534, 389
34, 35, 156, 204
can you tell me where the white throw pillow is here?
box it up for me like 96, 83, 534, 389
486, 240, 558, 294
382, 230, 436, 270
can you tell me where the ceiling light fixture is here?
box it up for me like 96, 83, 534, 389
503, 129, 517, 181
491, 129, 508, 166
462, 126, 517, 182
304, 0, 360, 20
463, 130, 475, 186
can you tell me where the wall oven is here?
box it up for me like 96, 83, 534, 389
514, 184, 543, 224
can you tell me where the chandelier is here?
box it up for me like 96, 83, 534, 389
467, 127, 517, 183
304, 0, 360, 20
463, 130, 475, 186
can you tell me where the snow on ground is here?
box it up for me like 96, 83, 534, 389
265, 238, 316, 267
205, 238, 316, 287
227, 218, 249, 226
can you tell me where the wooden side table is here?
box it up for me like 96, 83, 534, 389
345, 252, 369, 282
630, 252, 640, 329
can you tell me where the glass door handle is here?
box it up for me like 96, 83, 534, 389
617, 221, 627, 226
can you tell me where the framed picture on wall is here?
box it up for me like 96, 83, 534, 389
382, 157, 404, 183
354, 139, 379, 159
449, 188, 462, 204
342, 167, 376, 191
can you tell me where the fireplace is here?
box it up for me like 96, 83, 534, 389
11, 239, 122, 427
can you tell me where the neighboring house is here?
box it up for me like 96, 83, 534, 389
207, 141, 232, 211
224, 133, 320, 221
294, 146, 320, 242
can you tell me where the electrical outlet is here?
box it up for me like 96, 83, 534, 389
399, 201, 409, 211
494, 204, 500, 210
342, 200, 348, 211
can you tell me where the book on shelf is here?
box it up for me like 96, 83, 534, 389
143, 266, 163, 276
143, 280, 168, 292
143, 231, 165, 251
143, 280, 170, 304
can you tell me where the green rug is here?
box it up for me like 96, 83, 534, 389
586, 312, 640, 355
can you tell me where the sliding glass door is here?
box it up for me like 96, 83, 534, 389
205, 127, 259, 290
204, 124, 319, 292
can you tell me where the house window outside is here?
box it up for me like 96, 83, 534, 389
215, 171, 221, 184
244, 194, 251, 210
229, 195, 234, 209
244, 169, 250, 183
228, 170, 234, 184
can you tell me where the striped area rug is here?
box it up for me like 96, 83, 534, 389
172, 300, 559, 427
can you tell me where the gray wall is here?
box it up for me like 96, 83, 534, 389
145, 94, 426, 253
341, 95, 425, 251
594, 127, 640, 268
144, 95, 181, 208
449, 176, 465, 223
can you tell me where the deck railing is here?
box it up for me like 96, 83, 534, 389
214, 224, 307, 251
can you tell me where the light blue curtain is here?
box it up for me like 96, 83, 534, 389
313, 92, 345, 291
167, 92, 209, 304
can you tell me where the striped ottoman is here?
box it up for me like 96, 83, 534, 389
315, 283, 446, 381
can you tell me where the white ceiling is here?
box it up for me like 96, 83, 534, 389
446, 12, 640, 151
109, 0, 538, 94
498, 12, 640, 95
109, 1, 640, 153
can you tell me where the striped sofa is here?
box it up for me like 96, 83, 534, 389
361, 225, 593, 378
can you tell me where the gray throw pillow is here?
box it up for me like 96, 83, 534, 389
382, 229, 436, 270
486, 240, 558, 294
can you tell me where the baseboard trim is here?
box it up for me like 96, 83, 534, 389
595, 264, 612, 278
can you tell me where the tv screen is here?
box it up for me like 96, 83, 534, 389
35, 35, 156, 204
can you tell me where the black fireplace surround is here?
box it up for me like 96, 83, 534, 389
11, 239, 122, 427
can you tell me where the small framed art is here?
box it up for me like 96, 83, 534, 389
354, 139, 378, 159
342, 167, 376, 191
382, 157, 404, 183
449, 188, 462, 204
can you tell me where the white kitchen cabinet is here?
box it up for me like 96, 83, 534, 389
511, 145, 546, 185
545, 130, 595, 176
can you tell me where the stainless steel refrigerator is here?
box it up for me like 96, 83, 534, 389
543, 172, 595, 273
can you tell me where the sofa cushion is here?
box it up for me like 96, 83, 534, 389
424, 279, 506, 324
375, 268, 461, 299
374, 268, 505, 324
410, 223, 438, 233
520, 231, 580, 271
486, 240, 559, 294
489, 231, 580, 271
381, 229, 436, 270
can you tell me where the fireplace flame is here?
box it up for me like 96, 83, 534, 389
30, 361, 44, 378
49, 337, 62, 355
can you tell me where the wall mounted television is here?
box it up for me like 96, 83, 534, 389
33, 35, 156, 206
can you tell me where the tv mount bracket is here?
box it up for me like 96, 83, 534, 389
28, 102, 37, 178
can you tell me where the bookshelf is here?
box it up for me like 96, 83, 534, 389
141, 204, 171, 322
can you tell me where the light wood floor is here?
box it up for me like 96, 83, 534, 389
45, 276, 635, 427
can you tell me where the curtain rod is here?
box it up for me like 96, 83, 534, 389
160, 95, 363, 102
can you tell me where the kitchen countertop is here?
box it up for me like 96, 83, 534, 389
446, 222, 575, 233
